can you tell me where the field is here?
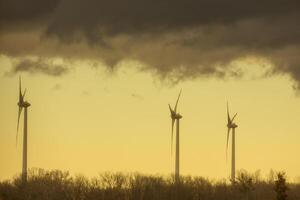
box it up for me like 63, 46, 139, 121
0, 169, 299, 200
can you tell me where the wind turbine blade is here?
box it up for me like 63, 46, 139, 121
231, 113, 237, 122
16, 106, 23, 146
171, 118, 175, 155
19, 76, 23, 103
227, 102, 231, 124
168, 104, 173, 114
174, 89, 182, 113
22, 89, 27, 99
226, 128, 230, 162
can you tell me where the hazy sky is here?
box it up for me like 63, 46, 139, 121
0, 0, 300, 181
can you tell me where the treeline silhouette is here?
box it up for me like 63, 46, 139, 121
0, 169, 299, 200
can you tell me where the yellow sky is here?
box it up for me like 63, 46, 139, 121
0, 55, 299, 181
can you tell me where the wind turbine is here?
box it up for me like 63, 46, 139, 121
16, 76, 31, 183
168, 89, 182, 183
226, 102, 238, 183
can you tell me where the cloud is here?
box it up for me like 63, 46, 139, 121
0, 0, 59, 26
11, 57, 69, 76
1, 0, 300, 88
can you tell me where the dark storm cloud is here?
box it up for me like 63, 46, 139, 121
45, 0, 299, 36
0, 0, 59, 24
1, 0, 300, 88
12, 58, 68, 76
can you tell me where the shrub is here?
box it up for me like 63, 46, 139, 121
274, 172, 288, 200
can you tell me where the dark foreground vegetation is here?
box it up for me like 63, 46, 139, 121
0, 169, 299, 200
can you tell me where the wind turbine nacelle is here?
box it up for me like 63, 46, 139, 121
18, 101, 31, 108
24, 102, 31, 107
176, 114, 182, 119
227, 123, 237, 128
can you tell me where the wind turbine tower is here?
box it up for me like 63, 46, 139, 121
169, 90, 183, 183
226, 103, 238, 183
16, 77, 31, 183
